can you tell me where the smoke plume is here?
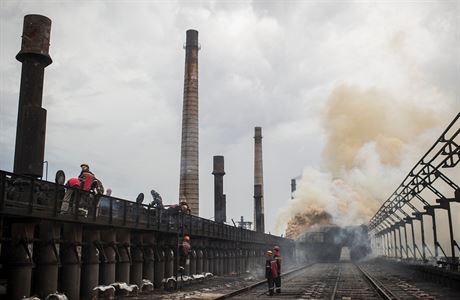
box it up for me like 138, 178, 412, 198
277, 85, 447, 239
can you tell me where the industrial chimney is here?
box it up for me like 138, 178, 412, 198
254, 127, 265, 232
291, 178, 296, 199
13, 14, 52, 178
179, 29, 200, 216
213, 156, 226, 223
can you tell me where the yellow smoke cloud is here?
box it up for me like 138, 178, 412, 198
278, 85, 445, 238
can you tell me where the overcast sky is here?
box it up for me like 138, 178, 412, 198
1, 0, 459, 235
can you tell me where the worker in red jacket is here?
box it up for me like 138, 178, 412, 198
265, 250, 279, 296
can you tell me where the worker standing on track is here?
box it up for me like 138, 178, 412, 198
265, 250, 279, 296
273, 245, 282, 293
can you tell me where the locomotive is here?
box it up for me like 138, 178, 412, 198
295, 225, 371, 262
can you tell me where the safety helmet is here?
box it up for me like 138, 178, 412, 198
266, 250, 273, 256
80, 163, 89, 168
68, 178, 81, 187
274, 246, 280, 251
183, 235, 190, 241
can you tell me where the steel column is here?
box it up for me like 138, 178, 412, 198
35, 221, 60, 298
197, 249, 203, 274
7, 223, 35, 299
190, 249, 197, 275
142, 233, 155, 284
99, 229, 116, 285
116, 229, 131, 283
154, 249, 165, 289
80, 229, 100, 299
130, 233, 143, 286
60, 223, 82, 300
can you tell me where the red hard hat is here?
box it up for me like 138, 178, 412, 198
68, 178, 81, 187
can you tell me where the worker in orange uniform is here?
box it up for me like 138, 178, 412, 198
273, 245, 282, 293
179, 235, 191, 277
265, 250, 279, 296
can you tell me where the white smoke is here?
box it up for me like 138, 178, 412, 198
276, 85, 455, 239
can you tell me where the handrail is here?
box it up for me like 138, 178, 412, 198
0, 169, 293, 246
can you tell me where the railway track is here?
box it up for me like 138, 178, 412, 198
213, 262, 437, 299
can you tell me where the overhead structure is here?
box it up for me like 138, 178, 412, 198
368, 113, 459, 270
179, 29, 200, 216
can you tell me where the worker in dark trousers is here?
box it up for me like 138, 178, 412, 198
265, 250, 279, 296
179, 235, 191, 278
274, 245, 282, 293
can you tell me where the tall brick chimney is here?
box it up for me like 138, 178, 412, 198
179, 29, 200, 215
254, 127, 264, 232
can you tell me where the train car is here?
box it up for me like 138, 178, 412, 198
295, 225, 371, 262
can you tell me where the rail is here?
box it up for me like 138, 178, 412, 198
355, 263, 400, 300
213, 263, 314, 299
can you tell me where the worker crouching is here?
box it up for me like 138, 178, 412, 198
265, 250, 279, 296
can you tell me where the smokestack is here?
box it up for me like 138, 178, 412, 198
254, 127, 265, 232
179, 29, 200, 215
212, 155, 226, 223
291, 178, 296, 199
13, 15, 52, 177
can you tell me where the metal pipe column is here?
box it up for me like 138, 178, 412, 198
35, 221, 60, 298
116, 229, 131, 283
13, 14, 52, 177
80, 229, 100, 299
60, 223, 82, 300
7, 223, 35, 299
99, 229, 116, 285
130, 233, 143, 287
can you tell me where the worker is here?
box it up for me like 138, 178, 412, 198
265, 250, 279, 296
179, 235, 191, 277
61, 177, 81, 213
273, 245, 282, 293
150, 189, 164, 209
79, 163, 94, 191
79, 163, 104, 194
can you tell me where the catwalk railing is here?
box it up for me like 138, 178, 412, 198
368, 113, 459, 270
0, 169, 286, 246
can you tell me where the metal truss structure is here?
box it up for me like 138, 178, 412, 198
369, 113, 459, 270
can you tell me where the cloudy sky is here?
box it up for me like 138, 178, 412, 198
1, 0, 459, 235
